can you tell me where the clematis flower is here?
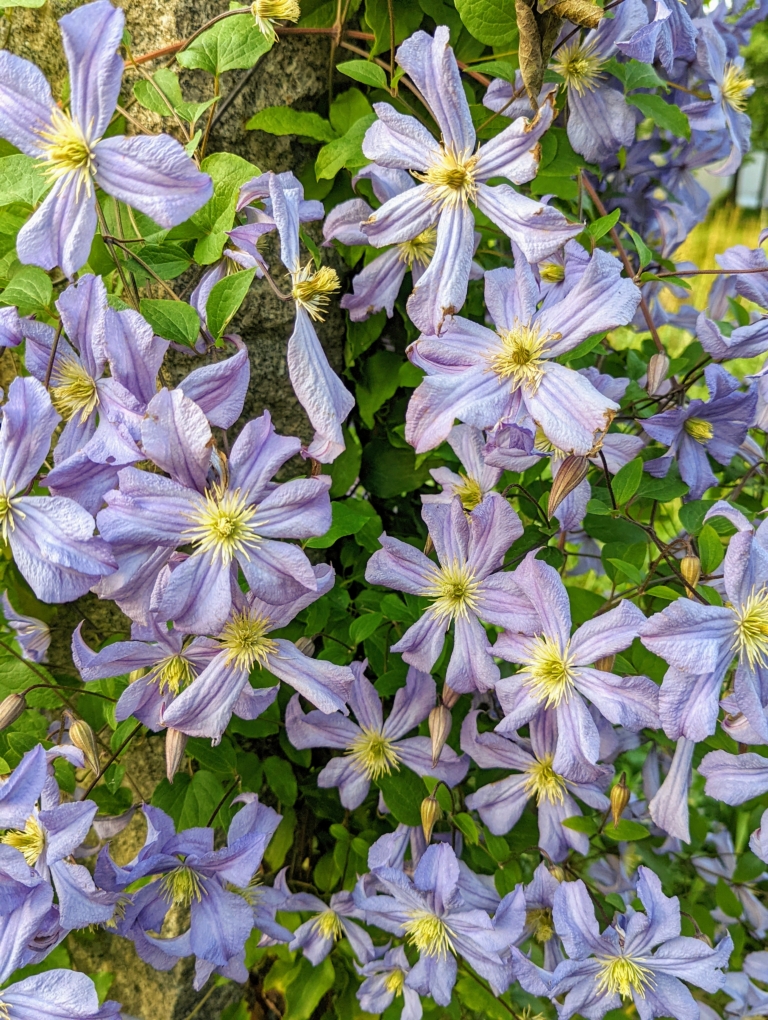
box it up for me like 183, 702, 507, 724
0, 376, 116, 602
691, 828, 768, 937
700, 749, 768, 864
162, 570, 354, 740
422, 424, 502, 509
360, 26, 581, 334
405, 255, 640, 455
642, 365, 756, 501
0, 970, 122, 1020
355, 945, 423, 1020
365, 494, 535, 691
550, 867, 732, 1020
285, 661, 467, 808
0, 0, 212, 278
275, 873, 375, 965
0, 845, 56, 982
617, 0, 697, 75
461, 710, 612, 862
751, 810, 768, 864
715, 964, 768, 1020
519, 863, 567, 972
1, 592, 50, 663
98, 401, 331, 633
494, 551, 658, 781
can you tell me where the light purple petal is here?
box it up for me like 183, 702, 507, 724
16, 173, 97, 279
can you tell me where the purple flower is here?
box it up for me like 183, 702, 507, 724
751, 810, 768, 864
551, 866, 732, 1020
691, 828, 768, 937
1, 592, 50, 663
406, 254, 640, 455
423, 424, 502, 509
519, 863, 567, 972
643, 365, 756, 501
355, 945, 423, 1020
286, 661, 467, 808
461, 710, 612, 861
617, 0, 697, 75
275, 872, 374, 965
483, 73, 559, 119
0, 970, 121, 1020
699, 749, 768, 861
98, 404, 332, 633
0, 376, 116, 602
646, 737, 696, 843
361, 26, 580, 334
365, 494, 534, 691
0, 0, 212, 277
0, 843, 54, 983
494, 551, 658, 781
716, 965, 768, 1020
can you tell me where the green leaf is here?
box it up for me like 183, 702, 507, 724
636, 474, 688, 501
176, 13, 273, 74
469, 60, 517, 82
305, 498, 374, 548
139, 298, 200, 347
588, 208, 621, 240
246, 106, 337, 141
484, 829, 511, 862
345, 309, 386, 367
315, 113, 376, 180
561, 814, 598, 834
356, 350, 402, 428
329, 88, 373, 136
205, 268, 256, 338
190, 152, 260, 264
608, 558, 644, 585
455, 0, 518, 45
263, 755, 297, 806
622, 58, 667, 92
0, 155, 49, 206
364, 0, 425, 55
152, 770, 226, 830
611, 458, 644, 505
715, 878, 743, 920
733, 851, 767, 883
0, 266, 52, 316
264, 956, 335, 1020
454, 812, 480, 844
624, 223, 654, 270
603, 820, 650, 841
646, 585, 683, 600
326, 426, 362, 497
361, 438, 439, 498
122, 242, 192, 282
134, 72, 183, 118
679, 499, 721, 535
698, 523, 724, 575
336, 59, 389, 89
627, 93, 690, 139
376, 765, 425, 826
187, 736, 238, 776
349, 612, 384, 645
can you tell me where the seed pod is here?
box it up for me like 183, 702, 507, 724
610, 772, 631, 827
548, 455, 589, 518
165, 728, 188, 784
429, 705, 452, 767
69, 718, 101, 777
594, 654, 615, 673
646, 352, 670, 396
681, 555, 701, 596
420, 794, 443, 844
0, 692, 27, 730
295, 636, 316, 657
441, 684, 460, 709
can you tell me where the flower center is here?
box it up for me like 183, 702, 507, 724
523, 636, 576, 708
423, 560, 481, 621
539, 262, 565, 283
489, 320, 558, 393
552, 39, 605, 96
346, 727, 402, 780
183, 485, 260, 565
526, 907, 555, 942
292, 262, 340, 321
416, 147, 479, 208
453, 474, 485, 511
1, 815, 46, 866
160, 864, 205, 907
251, 0, 301, 41
50, 357, 99, 423
733, 588, 768, 669
721, 63, 754, 112
37, 108, 96, 190
149, 654, 197, 695
683, 417, 714, 444
0, 1000, 8, 1020
313, 909, 343, 940
595, 956, 654, 999
0, 485, 24, 544
523, 754, 567, 805
219, 609, 277, 671
384, 969, 406, 996
397, 227, 437, 269
404, 910, 455, 958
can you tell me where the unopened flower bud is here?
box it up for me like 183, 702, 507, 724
0, 692, 26, 730
646, 352, 669, 396
548, 864, 565, 882
165, 728, 188, 784
548, 456, 589, 518
441, 684, 460, 709
429, 705, 452, 767
295, 636, 316, 657
594, 654, 615, 673
424, 534, 434, 556
309, 458, 322, 477
681, 555, 701, 597
420, 794, 443, 844
610, 772, 630, 827
69, 718, 100, 777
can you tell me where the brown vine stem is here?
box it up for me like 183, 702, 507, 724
43, 319, 63, 389
82, 723, 142, 798
653, 265, 768, 278
207, 775, 241, 826
581, 174, 665, 354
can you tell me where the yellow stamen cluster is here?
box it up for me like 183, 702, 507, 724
595, 956, 654, 999
453, 473, 485, 511
398, 227, 438, 269
523, 754, 568, 805
160, 865, 205, 907
526, 907, 555, 943
313, 909, 344, 940
539, 262, 565, 283
403, 910, 455, 958
489, 320, 558, 393
292, 263, 340, 321
219, 609, 277, 671
1, 815, 46, 866
251, 0, 301, 42
552, 39, 605, 96
50, 357, 99, 423
37, 108, 95, 192
721, 63, 754, 113
347, 727, 402, 780
183, 485, 260, 565
384, 969, 406, 996
423, 560, 481, 621
0, 1000, 9, 1020
523, 636, 576, 708
683, 417, 714, 444
0, 484, 24, 544
150, 654, 197, 695
416, 147, 479, 208
733, 588, 768, 669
